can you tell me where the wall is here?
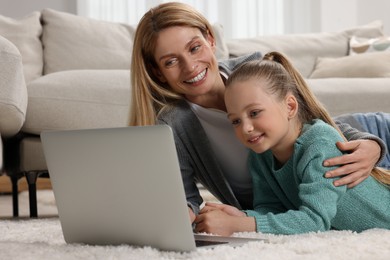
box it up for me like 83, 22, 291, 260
0, 0, 77, 18
319, 0, 390, 35
1, 0, 388, 35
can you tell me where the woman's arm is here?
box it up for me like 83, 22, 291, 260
158, 118, 204, 216
325, 121, 386, 188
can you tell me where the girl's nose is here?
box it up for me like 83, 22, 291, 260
243, 121, 254, 133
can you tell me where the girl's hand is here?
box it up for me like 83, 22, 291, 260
195, 209, 240, 236
323, 140, 381, 188
195, 209, 255, 236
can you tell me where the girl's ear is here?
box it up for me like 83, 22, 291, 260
285, 94, 298, 119
152, 67, 167, 83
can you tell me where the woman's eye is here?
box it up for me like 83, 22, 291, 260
191, 45, 201, 53
165, 58, 177, 67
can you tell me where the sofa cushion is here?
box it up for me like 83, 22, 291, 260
0, 12, 43, 83
23, 70, 131, 135
307, 78, 390, 116
310, 52, 390, 78
343, 20, 384, 38
0, 36, 28, 137
41, 9, 136, 74
212, 23, 229, 60
226, 21, 384, 78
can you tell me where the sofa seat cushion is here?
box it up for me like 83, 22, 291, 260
307, 78, 390, 116
20, 136, 47, 171
23, 70, 131, 135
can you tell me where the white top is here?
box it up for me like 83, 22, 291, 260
188, 101, 252, 201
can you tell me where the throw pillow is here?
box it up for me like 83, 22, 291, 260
0, 12, 43, 83
349, 36, 390, 55
343, 20, 384, 38
212, 23, 229, 60
41, 9, 136, 74
309, 52, 390, 78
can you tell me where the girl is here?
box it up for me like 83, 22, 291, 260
195, 52, 390, 235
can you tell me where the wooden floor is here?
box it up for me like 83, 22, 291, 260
0, 175, 52, 194
0, 175, 56, 218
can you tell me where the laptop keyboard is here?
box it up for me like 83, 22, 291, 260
195, 240, 228, 247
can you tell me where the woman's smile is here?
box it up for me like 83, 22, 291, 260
184, 68, 207, 85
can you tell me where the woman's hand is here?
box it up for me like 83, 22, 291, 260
323, 140, 381, 188
189, 207, 196, 223
200, 202, 246, 217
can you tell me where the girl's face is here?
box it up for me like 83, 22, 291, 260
225, 78, 298, 161
153, 26, 221, 101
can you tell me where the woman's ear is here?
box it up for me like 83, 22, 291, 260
206, 31, 216, 51
152, 67, 167, 83
285, 94, 298, 119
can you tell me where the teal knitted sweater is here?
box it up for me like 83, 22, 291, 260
245, 119, 390, 235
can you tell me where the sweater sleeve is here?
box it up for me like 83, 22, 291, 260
246, 137, 347, 235
158, 117, 203, 214
335, 121, 387, 165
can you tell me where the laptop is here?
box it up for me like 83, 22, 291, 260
41, 125, 265, 251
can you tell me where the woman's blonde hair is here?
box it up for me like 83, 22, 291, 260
226, 51, 390, 185
129, 2, 215, 126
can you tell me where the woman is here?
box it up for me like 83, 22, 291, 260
129, 2, 387, 221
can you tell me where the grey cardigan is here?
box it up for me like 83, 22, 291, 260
158, 52, 386, 214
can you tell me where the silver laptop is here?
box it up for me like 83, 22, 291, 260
41, 125, 264, 251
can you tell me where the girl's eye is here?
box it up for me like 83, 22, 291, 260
249, 110, 261, 118
231, 119, 241, 126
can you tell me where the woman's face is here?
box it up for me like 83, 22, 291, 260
153, 26, 220, 100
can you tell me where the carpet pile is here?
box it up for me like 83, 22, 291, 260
1, 218, 389, 259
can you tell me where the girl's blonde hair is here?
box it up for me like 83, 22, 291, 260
226, 51, 390, 186
129, 2, 215, 126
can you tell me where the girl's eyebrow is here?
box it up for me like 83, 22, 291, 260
158, 36, 201, 62
227, 103, 263, 118
227, 113, 234, 119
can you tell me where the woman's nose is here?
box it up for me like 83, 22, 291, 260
183, 57, 197, 71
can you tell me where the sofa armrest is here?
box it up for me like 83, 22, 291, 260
0, 35, 28, 137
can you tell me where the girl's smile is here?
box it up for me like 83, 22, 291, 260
225, 78, 300, 164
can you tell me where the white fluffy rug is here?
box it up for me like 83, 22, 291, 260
1, 218, 389, 260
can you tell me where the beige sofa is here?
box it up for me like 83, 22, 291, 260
1, 9, 389, 217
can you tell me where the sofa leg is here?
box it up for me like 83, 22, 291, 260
25, 171, 38, 218
10, 175, 19, 217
